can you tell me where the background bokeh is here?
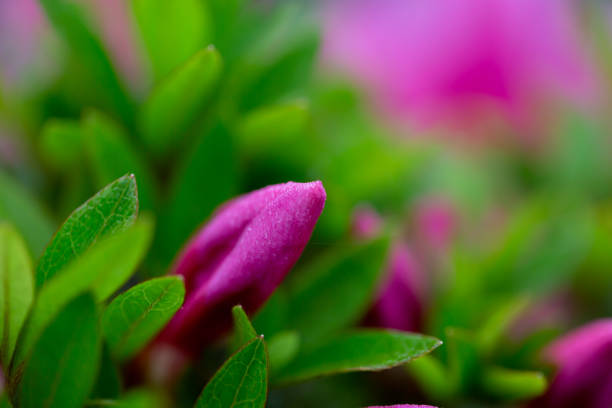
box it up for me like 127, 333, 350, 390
1, 0, 611, 407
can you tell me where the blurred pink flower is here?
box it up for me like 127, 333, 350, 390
323, 0, 598, 138
367, 405, 437, 408
158, 181, 326, 357
414, 198, 457, 254
364, 243, 426, 332
90, 0, 148, 94
352, 205, 384, 238
0, 0, 60, 93
508, 293, 574, 342
352, 207, 427, 332
0, 0, 146, 95
530, 319, 612, 408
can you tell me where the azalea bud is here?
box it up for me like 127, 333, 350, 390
364, 243, 426, 332
352, 205, 384, 238
414, 198, 456, 254
352, 207, 427, 332
158, 181, 326, 356
530, 319, 612, 408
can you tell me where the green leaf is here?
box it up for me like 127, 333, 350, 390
195, 337, 268, 408
38, 0, 132, 122
579, 204, 612, 304
446, 328, 480, 394
267, 331, 299, 373
239, 30, 319, 111
39, 119, 83, 171
0, 394, 11, 408
544, 112, 610, 197
0, 224, 33, 368
11, 219, 152, 372
314, 119, 423, 207
477, 297, 530, 356
91, 345, 121, 399
238, 101, 310, 156
512, 209, 593, 293
102, 276, 185, 361
482, 201, 593, 294
274, 330, 442, 384
17, 293, 102, 408
0, 172, 55, 257
426, 151, 497, 214
482, 366, 547, 401
206, 0, 244, 54
482, 200, 549, 272
89, 218, 153, 301
131, 0, 211, 81
153, 121, 237, 271
82, 111, 157, 211
82, 392, 163, 408
116, 389, 165, 408
405, 355, 453, 402
139, 47, 222, 156
237, 101, 314, 182
252, 290, 287, 339
285, 237, 390, 345
36, 174, 139, 289
231, 305, 257, 351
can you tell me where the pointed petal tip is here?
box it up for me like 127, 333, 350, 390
295, 180, 326, 201
305, 180, 326, 203
284, 180, 325, 195
279, 180, 327, 215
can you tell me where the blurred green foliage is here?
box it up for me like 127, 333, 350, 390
0, 0, 611, 407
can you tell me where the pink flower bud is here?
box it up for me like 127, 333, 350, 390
530, 319, 612, 408
364, 243, 426, 332
90, 0, 148, 94
351, 205, 384, 238
0, 0, 59, 93
367, 405, 437, 408
352, 207, 427, 332
414, 198, 457, 254
158, 181, 326, 356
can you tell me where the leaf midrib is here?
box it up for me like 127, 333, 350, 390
40, 176, 133, 285
88, 177, 132, 249
229, 339, 262, 407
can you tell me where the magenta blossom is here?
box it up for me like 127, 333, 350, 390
414, 198, 457, 254
157, 181, 326, 356
352, 205, 384, 238
323, 0, 597, 139
529, 319, 612, 408
0, 0, 60, 94
367, 405, 437, 408
90, 0, 148, 94
364, 243, 426, 332
352, 207, 427, 332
